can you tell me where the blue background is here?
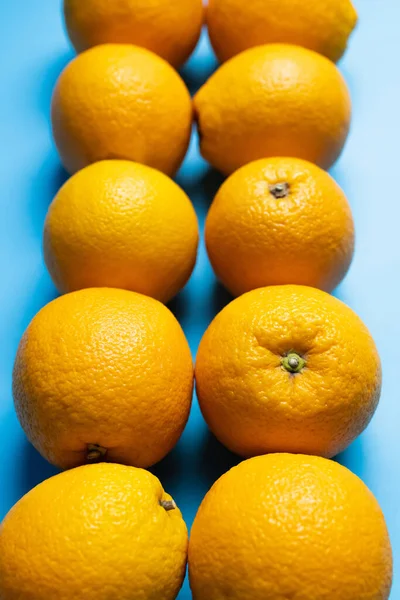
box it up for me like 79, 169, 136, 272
0, 0, 399, 597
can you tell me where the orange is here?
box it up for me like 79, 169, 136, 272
43, 160, 199, 302
64, 0, 204, 68
51, 44, 192, 176
194, 44, 351, 174
13, 288, 194, 469
205, 157, 355, 295
195, 285, 381, 458
0, 463, 188, 600
189, 454, 393, 600
207, 0, 358, 64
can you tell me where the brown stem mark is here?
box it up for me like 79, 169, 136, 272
160, 499, 176, 512
269, 182, 290, 198
86, 444, 108, 462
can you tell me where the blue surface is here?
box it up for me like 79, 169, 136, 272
0, 0, 399, 597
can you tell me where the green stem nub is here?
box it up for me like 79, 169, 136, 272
282, 352, 306, 374
160, 499, 176, 512
269, 182, 290, 199
86, 444, 107, 462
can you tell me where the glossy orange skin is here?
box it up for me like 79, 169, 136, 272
13, 288, 194, 469
64, 0, 204, 67
207, 0, 358, 63
44, 160, 199, 302
194, 44, 351, 174
0, 464, 188, 600
51, 44, 192, 176
195, 285, 382, 458
205, 157, 355, 295
189, 454, 392, 600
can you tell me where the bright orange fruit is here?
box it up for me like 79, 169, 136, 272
189, 454, 393, 600
44, 160, 199, 302
0, 464, 188, 600
51, 44, 192, 175
64, 0, 204, 67
195, 285, 381, 458
194, 44, 351, 174
205, 157, 355, 295
207, 0, 358, 63
13, 288, 194, 469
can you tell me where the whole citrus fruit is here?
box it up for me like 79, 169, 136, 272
43, 160, 199, 302
195, 285, 381, 458
51, 44, 192, 175
13, 288, 194, 469
205, 157, 355, 295
0, 463, 188, 600
194, 44, 351, 174
64, 0, 204, 68
189, 454, 393, 600
207, 0, 358, 63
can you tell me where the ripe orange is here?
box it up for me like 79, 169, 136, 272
51, 44, 192, 176
189, 454, 393, 600
195, 285, 381, 458
13, 288, 194, 469
0, 463, 188, 600
205, 157, 355, 295
207, 0, 358, 63
64, 0, 204, 67
44, 160, 199, 302
194, 44, 351, 174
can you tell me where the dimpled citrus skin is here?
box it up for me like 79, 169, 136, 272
195, 285, 381, 458
64, 0, 204, 68
12, 288, 194, 469
189, 454, 393, 600
194, 44, 351, 175
205, 157, 355, 295
51, 44, 192, 176
0, 463, 188, 600
44, 160, 199, 302
207, 0, 358, 64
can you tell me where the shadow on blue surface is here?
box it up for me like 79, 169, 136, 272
20, 440, 59, 496
150, 445, 188, 491
14, 274, 59, 340
180, 60, 217, 96
197, 430, 240, 486
211, 280, 233, 315
151, 423, 240, 516
200, 168, 225, 204
339, 65, 357, 104
329, 163, 355, 211
332, 281, 352, 306
34, 53, 72, 115
29, 157, 69, 238
167, 293, 191, 324
176, 162, 225, 212
335, 436, 367, 482
179, 28, 219, 96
